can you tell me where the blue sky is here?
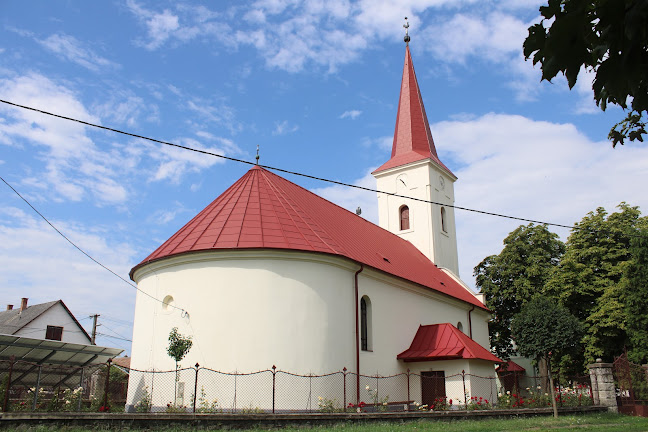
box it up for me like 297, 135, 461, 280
1, 0, 647, 356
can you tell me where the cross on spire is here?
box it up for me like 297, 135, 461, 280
403, 17, 410, 45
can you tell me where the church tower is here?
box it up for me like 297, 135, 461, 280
372, 37, 459, 276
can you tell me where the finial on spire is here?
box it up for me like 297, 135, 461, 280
403, 17, 410, 45
255, 144, 260, 165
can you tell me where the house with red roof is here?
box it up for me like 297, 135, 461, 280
126, 39, 500, 412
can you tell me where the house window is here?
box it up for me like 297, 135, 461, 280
360, 296, 372, 351
441, 207, 447, 232
399, 205, 410, 231
46, 325, 63, 341
457, 322, 464, 333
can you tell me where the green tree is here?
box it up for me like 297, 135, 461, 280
474, 224, 565, 360
512, 297, 582, 418
523, 0, 648, 147
620, 227, 648, 363
547, 203, 646, 364
167, 327, 193, 405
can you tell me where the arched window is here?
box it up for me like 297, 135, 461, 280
457, 321, 464, 333
360, 296, 372, 351
441, 207, 447, 232
400, 205, 410, 231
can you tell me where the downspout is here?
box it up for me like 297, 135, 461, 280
468, 305, 475, 339
354, 264, 364, 406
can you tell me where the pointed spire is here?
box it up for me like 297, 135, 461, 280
373, 41, 453, 176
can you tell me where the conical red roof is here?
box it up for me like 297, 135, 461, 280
373, 46, 454, 176
132, 166, 485, 310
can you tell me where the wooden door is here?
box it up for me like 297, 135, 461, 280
421, 371, 446, 406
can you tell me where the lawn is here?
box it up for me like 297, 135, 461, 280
1, 413, 647, 431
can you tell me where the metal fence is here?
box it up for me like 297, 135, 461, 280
1, 357, 594, 413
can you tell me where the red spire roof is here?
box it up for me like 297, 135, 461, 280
373, 46, 454, 176
132, 166, 486, 310
397, 323, 501, 363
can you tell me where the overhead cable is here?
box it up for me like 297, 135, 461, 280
0, 175, 188, 316
0, 99, 575, 230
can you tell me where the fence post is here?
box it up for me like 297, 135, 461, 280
2, 356, 15, 412
77, 366, 85, 412
101, 358, 112, 411
588, 358, 617, 413
406, 369, 410, 410
343, 368, 347, 410
462, 370, 467, 406
32, 364, 42, 411
272, 365, 276, 414
193, 363, 200, 413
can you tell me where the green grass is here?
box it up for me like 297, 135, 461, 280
1, 413, 647, 431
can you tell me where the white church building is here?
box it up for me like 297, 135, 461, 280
126, 42, 500, 412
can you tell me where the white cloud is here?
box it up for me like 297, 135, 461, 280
0, 73, 131, 205
37, 33, 118, 72
430, 113, 648, 288
311, 168, 378, 224
340, 110, 362, 120
127, 0, 229, 50
419, 11, 528, 65
0, 207, 136, 350
185, 99, 240, 134
573, 66, 599, 114
92, 91, 155, 127
316, 114, 648, 294
150, 137, 227, 183
273, 120, 299, 135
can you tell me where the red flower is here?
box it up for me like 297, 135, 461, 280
358, 401, 366, 408
99, 405, 110, 412
449, 399, 452, 405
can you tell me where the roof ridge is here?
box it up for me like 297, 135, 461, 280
195, 174, 253, 249
260, 169, 346, 255
234, 172, 258, 247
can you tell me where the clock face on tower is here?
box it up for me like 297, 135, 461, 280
438, 175, 445, 190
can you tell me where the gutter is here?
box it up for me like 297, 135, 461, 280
354, 264, 364, 406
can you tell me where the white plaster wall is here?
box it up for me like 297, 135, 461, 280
127, 250, 358, 411
374, 160, 459, 275
126, 250, 493, 411
14, 303, 91, 344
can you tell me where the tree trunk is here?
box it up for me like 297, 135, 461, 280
547, 357, 558, 418
538, 357, 550, 394
174, 362, 178, 406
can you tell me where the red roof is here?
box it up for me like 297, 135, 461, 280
373, 46, 454, 177
496, 360, 525, 373
397, 324, 501, 363
131, 166, 487, 310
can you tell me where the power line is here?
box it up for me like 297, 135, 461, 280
0, 175, 188, 316
96, 332, 132, 342
0, 99, 576, 230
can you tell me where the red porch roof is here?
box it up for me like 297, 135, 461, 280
496, 360, 525, 373
131, 166, 487, 311
397, 323, 501, 363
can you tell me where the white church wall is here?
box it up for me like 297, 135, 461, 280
127, 250, 493, 411
358, 267, 481, 375
127, 250, 359, 411
375, 160, 459, 275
